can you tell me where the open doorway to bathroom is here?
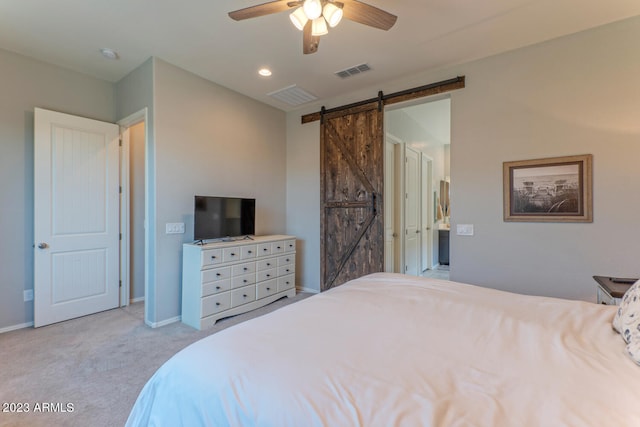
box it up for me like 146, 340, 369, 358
384, 96, 451, 280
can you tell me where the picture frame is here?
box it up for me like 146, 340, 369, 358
503, 154, 592, 222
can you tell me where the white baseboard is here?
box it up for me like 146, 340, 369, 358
130, 296, 145, 304
145, 315, 181, 328
297, 286, 320, 294
0, 321, 34, 334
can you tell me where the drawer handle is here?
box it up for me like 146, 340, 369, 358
267, 263, 271, 266
263, 248, 268, 251
248, 250, 252, 254
276, 246, 281, 249
216, 302, 221, 306
216, 273, 221, 277
286, 258, 290, 262
266, 274, 271, 277
244, 267, 248, 271
216, 286, 221, 290
211, 255, 217, 259
267, 287, 271, 291
243, 279, 247, 283
286, 281, 290, 285
230, 253, 236, 256
286, 269, 290, 272
243, 294, 247, 298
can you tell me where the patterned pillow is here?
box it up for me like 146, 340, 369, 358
626, 333, 640, 365
612, 280, 640, 365
612, 280, 640, 341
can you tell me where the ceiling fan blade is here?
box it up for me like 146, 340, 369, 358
229, 1, 299, 21
341, 0, 397, 30
303, 20, 320, 54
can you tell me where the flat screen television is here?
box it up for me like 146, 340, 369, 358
194, 196, 255, 241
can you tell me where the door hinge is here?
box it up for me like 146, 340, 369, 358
119, 280, 122, 288
119, 137, 123, 147
119, 233, 122, 241
119, 186, 122, 194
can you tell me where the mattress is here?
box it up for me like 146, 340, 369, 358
126, 272, 640, 426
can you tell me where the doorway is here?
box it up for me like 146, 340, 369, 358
384, 97, 451, 277
118, 109, 148, 313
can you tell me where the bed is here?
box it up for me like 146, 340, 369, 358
126, 273, 640, 426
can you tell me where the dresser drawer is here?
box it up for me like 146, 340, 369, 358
278, 254, 295, 267
232, 273, 256, 289
222, 247, 242, 263
256, 258, 277, 271
256, 279, 278, 299
257, 268, 276, 282
257, 242, 272, 257
232, 261, 255, 276
271, 241, 286, 254
201, 249, 223, 267
201, 292, 231, 317
202, 266, 231, 283
202, 279, 231, 297
278, 264, 295, 276
283, 239, 296, 253
277, 274, 295, 292
241, 245, 257, 260
231, 285, 256, 308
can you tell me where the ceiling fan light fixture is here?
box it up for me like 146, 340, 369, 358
303, 0, 323, 20
289, 7, 308, 31
323, 3, 343, 28
311, 17, 328, 36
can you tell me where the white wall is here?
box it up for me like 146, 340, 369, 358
286, 16, 640, 299
0, 48, 115, 331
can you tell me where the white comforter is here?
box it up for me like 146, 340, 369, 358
126, 273, 640, 426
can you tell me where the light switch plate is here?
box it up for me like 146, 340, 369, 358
166, 223, 185, 234
456, 224, 474, 236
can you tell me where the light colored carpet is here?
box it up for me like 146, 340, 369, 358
0, 292, 312, 427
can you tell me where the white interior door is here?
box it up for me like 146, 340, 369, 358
421, 153, 433, 271
404, 146, 420, 275
34, 108, 120, 327
384, 140, 395, 272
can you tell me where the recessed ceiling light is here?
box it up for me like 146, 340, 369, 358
258, 68, 272, 77
100, 48, 119, 60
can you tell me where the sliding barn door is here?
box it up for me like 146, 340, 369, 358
320, 102, 384, 291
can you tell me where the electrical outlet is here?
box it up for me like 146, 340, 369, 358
166, 223, 185, 234
24, 289, 34, 302
456, 224, 474, 236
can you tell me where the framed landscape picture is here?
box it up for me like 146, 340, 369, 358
503, 154, 592, 222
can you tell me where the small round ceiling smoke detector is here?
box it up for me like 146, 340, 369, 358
100, 48, 119, 60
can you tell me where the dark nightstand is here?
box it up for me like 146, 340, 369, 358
593, 276, 637, 305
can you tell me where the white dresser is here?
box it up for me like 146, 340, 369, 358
182, 235, 296, 330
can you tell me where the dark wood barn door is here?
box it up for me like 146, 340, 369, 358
320, 102, 384, 291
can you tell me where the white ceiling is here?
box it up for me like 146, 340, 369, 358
1, 0, 639, 112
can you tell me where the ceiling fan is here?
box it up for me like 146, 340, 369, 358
228, 0, 397, 54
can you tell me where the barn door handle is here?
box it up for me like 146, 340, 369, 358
372, 193, 377, 216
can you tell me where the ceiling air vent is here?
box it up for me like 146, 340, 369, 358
267, 85, 318, 107
335, 63, 371, 79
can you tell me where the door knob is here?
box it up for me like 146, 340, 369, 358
37, 243, 49, 249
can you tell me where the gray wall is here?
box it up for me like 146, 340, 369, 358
0, 48, 115, 330
286, 16, 640, 299
151, 59, 287, 323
